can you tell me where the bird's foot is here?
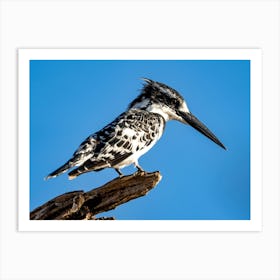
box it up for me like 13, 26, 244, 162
133, 166, 147, 176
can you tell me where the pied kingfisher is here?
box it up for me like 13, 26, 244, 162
46, 78, 226, 180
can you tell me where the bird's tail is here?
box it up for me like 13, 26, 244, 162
68, 168, 82, 180
45, 161, 72, 180
68, 161, 107, 180
67, 165, 95, 180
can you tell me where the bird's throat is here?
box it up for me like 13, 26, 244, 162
145, 103, 170, 121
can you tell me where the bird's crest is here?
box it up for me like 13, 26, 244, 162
128, 78, 185, 110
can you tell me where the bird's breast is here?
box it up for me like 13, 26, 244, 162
113, 131, 163, 169
112, 117, 165, 169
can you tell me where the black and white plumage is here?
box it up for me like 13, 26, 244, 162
46, 78, 225, 180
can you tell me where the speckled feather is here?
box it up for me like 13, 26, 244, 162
69, 109, 165, 178
46, 109, 165, 180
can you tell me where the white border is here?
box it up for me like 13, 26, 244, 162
18, 48, 262, 232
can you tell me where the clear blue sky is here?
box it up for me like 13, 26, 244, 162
30, 59, 250, 220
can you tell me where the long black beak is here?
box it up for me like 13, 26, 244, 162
178, 111, 226, 150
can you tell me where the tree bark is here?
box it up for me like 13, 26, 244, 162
30, 171, 162, 220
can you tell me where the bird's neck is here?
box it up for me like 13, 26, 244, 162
131, 101, 169, 121
145, 103, 170, 121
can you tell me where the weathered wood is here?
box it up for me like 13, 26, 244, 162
30, 171, 162, 220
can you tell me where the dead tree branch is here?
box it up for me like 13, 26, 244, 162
30, 171, 162, 220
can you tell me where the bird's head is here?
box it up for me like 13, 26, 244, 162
128, 78, 226, 150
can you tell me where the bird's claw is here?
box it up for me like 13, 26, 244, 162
133, 169, 147, 176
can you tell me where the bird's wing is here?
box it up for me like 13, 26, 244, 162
46, 119, 112, 179
68, 109, 165, 178
48, 113, 124, 180
70, 135, 99, 166
45, 132, 100, 179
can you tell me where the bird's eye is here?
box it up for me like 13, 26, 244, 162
171, 99, 179, 107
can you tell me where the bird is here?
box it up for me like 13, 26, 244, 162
45, 78, 226, 180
